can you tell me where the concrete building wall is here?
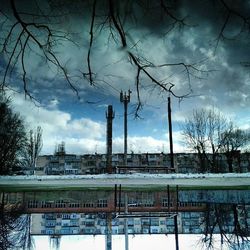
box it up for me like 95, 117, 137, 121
36, 152, 250, 175
31, 206, 249, 236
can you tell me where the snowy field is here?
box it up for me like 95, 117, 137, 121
0, 173, 249, 190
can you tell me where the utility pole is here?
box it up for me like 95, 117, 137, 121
120, 90, 131, 167
105, 213, 112, 250
124, 193, 129, 250
168, 96, 174, 170
106, 105, 115, 174
174, 185, 179, 250
174, 215, 179, 250
120, 90, 131, 250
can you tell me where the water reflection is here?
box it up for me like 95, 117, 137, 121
0, 193, 33, 249
0, 187, 249, 250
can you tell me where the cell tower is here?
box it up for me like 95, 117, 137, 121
120, 90, 131, 166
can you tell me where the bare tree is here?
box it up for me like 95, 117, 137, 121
0, 0, 195, 113
199, 204, 249, 250
230, 204, 249, 248
244, 149, 250, 172
0, 92, 26, 175
182, 108, 230, 173
0, 192, 34, 250
50, 236, 61, 250
200, 204, 232, 250
22, 126, 43, 174
1, 1, 249, 114
220, 126, 249, 173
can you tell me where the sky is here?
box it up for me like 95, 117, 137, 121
0, 0, 250, 155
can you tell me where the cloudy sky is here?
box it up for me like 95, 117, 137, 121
0, 0, 250, 155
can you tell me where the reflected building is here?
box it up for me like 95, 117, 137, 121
2, 189, 249, 237
0, 188, 249, 250
29, 205, 250, 236
36, 144, 250, 175
30, 212, 185, 235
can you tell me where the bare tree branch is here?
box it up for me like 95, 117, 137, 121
1, 0, 79, 98
84, 0, 97, 85
215, 0, 250, 49
0, 0, 249, 114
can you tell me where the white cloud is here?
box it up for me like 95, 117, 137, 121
112, 134, 186, 154
9, 87, 248, 157
10, 92, 106, 154
237, 117, 250, 131
112, 136, 163, 153
172, 110, 190, 122
9, 91, 187, 155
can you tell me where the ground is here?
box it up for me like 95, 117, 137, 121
0, 173, 249, 191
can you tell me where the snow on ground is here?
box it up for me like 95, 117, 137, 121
0, 173, 249, 188
0, 172, 250, 180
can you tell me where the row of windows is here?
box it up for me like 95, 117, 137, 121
28, 201, 108, 208
82, 228, 171, 235
41, 225, 178, 235
28, 199, 204, 210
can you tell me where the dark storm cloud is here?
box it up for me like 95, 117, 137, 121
0, 0, 250, 111
1, 0, 250, 154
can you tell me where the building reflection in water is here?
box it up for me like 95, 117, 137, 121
0, 187, 249, 250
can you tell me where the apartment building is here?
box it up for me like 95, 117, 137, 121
31, 205, 250, 236
30, 212, 197, 235
37, 152, 176, 175
35, 142, 249, 175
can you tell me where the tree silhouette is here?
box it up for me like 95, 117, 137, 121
199, 204, 249, 250
220, 126, 249, 173
0, 92, 26, 175
22, 126, 43, 174
182, 108, 230, 173
0, 192, 34, 250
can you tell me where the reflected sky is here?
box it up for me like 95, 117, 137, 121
0, 188, 249, 250
1, 0, 250, 154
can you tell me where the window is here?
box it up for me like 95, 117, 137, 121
127, 218, 134, 226
70, 220, 79, 227
97, 199, 107, 207
150, 218, 159, 226
46, 229, 55, 235
61, 228, 70, 234
69, 203, 80, 208
160, 220, 166, 225
151, 228, 159, 233
134, 219, 140, 225
62, 214, 71, 219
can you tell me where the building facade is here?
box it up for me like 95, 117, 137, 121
36, 152, 250, 175
30, 205, 250, 236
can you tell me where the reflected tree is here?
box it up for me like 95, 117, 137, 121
183, 109, 250, 173
220, 126, 250, 173
182, 109, 230, 173
244, 150, 250, 172
49, 236, 61, 250
0, 93, 26, 175
199, 204, 249, 250
0, 91, 43, 175
229, 204, 249, 248
0, 192, 34, 250
21, 126, 43, 175
200, 204, 231, 249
